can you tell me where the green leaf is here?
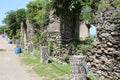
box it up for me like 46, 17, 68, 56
80, 6, 92, 20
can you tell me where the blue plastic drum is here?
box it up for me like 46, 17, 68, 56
14, 48, 21, 54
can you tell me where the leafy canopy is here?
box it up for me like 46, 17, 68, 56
2, 8, 26, 39
26, 0, 49, 26
0, 26, 9, 34
48, 0, 109, 20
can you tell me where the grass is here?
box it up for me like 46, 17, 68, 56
19, 50, 70, 80
0, 49, 6, 51
19, 50, 102, 80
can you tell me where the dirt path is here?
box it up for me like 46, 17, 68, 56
0, 36, 42, 80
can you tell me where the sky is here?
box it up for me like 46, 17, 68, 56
0, 0, 33, 26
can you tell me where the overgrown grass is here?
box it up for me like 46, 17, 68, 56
19, 50, 70, 80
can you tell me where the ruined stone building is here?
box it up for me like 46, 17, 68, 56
20, 1, 120, 79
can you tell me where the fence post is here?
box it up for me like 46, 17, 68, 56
70, 55, 87, 80
28, 43, 33, 53
40, 46, 48, 63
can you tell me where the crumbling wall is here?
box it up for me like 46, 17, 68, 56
87, 1, 120, 79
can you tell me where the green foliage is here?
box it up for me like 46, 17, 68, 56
34, 10, 49, 25
13, 29, 21, 39
2, 9, 26, 39
0, 26, 8, 34
2, 10, 17, 38
61, 53, 70, 63
49, 0, 103, 21
19, 50, 70, 80
19, 50, 40, 65
32, 29, 44, 49
84, 37, 94, 44
80, 44, 93, 54
67, 37, 93, 55
26, 0, 49, 26
96, 0, 109, 11
68, 43, 78, 55
112, 0, 120, 17
80, 6, 92, 20
80, 38, 94, 54
16, 8, 26, 24
113, 0, 120, 8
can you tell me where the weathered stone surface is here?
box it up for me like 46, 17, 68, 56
26, 19, 34, 42
47, 11, 60, 32
19, 1, 120, 80
40, 46, 48, 63
79, 22, 89, 40
70, 55, 87, 80
88, 1, 120, 79
20, 21, 27, 49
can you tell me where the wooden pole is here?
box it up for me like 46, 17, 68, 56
70, 55, 87, 80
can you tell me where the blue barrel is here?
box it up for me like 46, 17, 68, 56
89, 25, 97, 38
14, 48, 21, 54
8, 40, 12, 44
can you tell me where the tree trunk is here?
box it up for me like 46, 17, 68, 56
20, 21, 27, 49
60, 13, 80, 44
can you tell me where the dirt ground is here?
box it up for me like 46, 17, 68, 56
0, 35, 42, 80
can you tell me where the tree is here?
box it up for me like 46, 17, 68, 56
26, 0, 49, 26
3, 10, 17, 38
48, 0, 108, 44
2, 9, 26, 39
16, 8, 26, 25
0, 25, 9, 34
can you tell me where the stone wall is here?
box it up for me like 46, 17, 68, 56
46, 3, 120, 80
47, 11, 60, 32
46, 32, 61, 56
26, 19, 35, 42
19, 4, 120, 79
46, 10, 62, 56
87, 2, 120, 79
20, 20, 35, 50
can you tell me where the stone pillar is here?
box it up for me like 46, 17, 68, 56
70, 55, 87, 80
40, 46, 48, 63
28, 43, 33, 53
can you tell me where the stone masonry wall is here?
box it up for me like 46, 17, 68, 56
87, 1, 120, 79
20, 4, 120, 80
46, 3, 120, 80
